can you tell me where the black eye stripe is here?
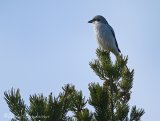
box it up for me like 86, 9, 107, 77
96, 18, 100, 21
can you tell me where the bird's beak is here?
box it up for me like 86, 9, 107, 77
88, 19, 93, 23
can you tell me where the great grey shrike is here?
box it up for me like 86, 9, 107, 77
88, 15, 121, 56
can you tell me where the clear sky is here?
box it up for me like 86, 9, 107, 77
0, 0, 160, 121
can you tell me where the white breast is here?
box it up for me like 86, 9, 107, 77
94, 22, 116, 52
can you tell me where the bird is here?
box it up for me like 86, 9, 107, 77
88, 15, 121, 56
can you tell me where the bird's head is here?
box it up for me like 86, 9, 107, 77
88, 15, 108, 24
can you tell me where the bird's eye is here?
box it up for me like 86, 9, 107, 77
96, 19, 100, 21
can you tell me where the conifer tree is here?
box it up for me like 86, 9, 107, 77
4, 49, 144, 121
88, 49, 144, 121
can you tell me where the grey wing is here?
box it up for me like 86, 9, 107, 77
108, 25, 121, 53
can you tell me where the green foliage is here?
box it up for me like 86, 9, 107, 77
89, 83, 110, 120
4, 88, 28, 121
4, 49, 144, 121
130, 106, 145, 121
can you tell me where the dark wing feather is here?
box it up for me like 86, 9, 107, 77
109, 25, 121, 53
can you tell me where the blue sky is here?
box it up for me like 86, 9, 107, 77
0, 0, 160, 120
